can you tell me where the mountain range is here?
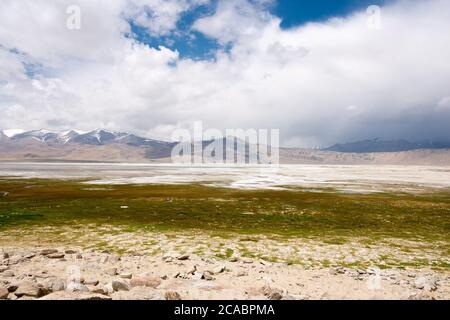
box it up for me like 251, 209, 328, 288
1, 129, 449, 165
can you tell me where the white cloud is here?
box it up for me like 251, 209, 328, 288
0, 0, 450, 147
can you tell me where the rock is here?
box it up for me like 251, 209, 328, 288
39, 291, 112, 300
47, 278, 66, 292
110, 288, 163, 300
65, 250, 77, 254
2, 270, 14, 277
120, 273, 132, 279
262, 285, 283, 300
0, 287, 9, 299
242, 259, 253, 264
89, 287, 108, 295
191, 272, 203, 280
47, 253, 65, 259
40, 249, 58, 256
187, 265, 197, 275
357, 269, 367, 275
24, 253, 36, 259
229, 256, 239, 262
7, 293, 17, 300
408, 292, 436, 300
7, 284, 18, 292
2, 252, 9, 260
165, 291, 181, 300
67, 281, 89, 293
103, 283, 114, 295
414, 276, 438, 291
212, 265, 226, 274
236, 271, 248, 277
112, 280, 130, 292
84, 279, 99, 286
202, 271, 215, 281
105, 267, 118, 276
130, 275, 161, 288
0, 266, 9, 273
15, 281, 50, 298
99, 255, 109, 264
76, 253, 83, 259
177, 254, 190, 261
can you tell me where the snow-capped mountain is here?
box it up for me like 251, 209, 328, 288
2, 129, 172, 147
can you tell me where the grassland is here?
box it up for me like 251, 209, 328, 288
0, 178, 449, 243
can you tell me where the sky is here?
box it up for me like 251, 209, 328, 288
0, 0, 449, 147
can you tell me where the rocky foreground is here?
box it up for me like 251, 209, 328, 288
0, 247, 448, 300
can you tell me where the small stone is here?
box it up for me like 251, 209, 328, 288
357, 269, 367, 275
84, 279, 99, 286
40, 249, 58, 256
242, 259, 253, 264
89, 286, 107, 295
236, 271, 248, 277
2, 270, 14, 277
262, 285, 283, 300
2, 252, 10, 259
164, 291, 181, 300
47, 253, 65, 259
105, 267, 118, 276
268, 291, 283, 300
120, 273, 132, 279
76, 253, 83, 259
0, 266, 9, 273
202, 271, 215, 281
65, 250, 77, 254
112, 280, 130, 292
191, 272, 202, 280
414, 276, 438, 291
66, 281, 89, 293
212, 265, 226, 274
99, 255, 109, 264
7, 293, 17, 300
50, 278, 66, 292
130, 275, 161, 288
0, 287, 8, 299
24, 253, 36, 259
103, 283, 114, 295
7, 284, 18, 292
177, 254, 190, 261
229, 256, 239, 262
187, 265, 197, 275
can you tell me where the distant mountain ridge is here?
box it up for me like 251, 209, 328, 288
8, 129, 171, 147
325, 138, 450, 153
1, 129, 449, 165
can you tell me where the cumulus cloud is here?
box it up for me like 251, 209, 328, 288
0, 0, 449, 147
